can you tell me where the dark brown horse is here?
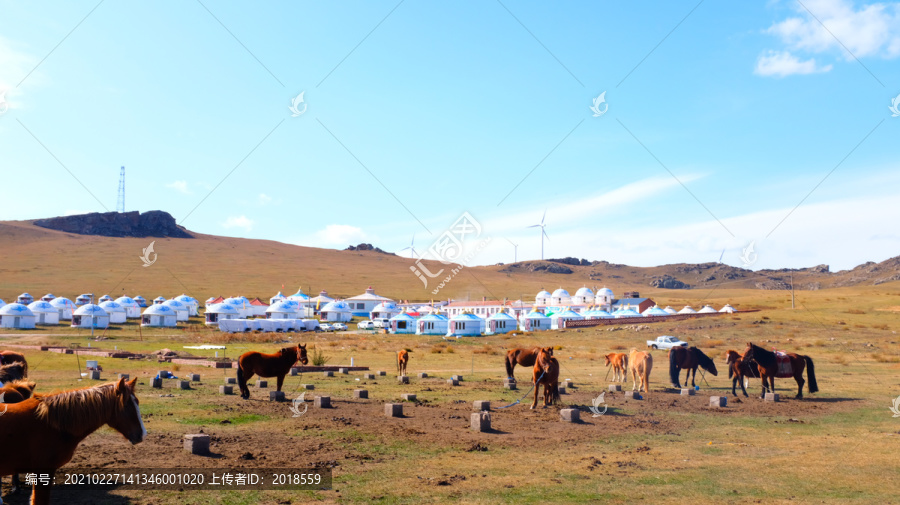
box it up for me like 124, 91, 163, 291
0, 351, 27, 376
743, 342, 818, 399
506, 347, 552, 379
0, 377, 145, 505
1, 380, 36, 495
237, 345, 307, 399
668, 346, 718, 389
724, 349, 755, 397
0, 362, 26, 384
530, 347, 560, 409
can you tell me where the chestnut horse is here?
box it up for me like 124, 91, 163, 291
743, 342, 818, 399
397, 350, 409, 376
530, 347, 560, 409
505, 347, 552, 379
668, 346, 718, 389
1, 380, 36, 496
724, 349, 754, 397
237, 345, 307, 399
629, 349, 653, 395
604, 352, 628, 382
0, 363, 26, 384
0, 351, 27, 377
0, 377, 145, 505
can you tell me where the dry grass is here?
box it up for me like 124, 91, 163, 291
846, 309, 866, 314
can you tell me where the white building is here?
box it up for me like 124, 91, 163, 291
72, 304, 109, 329
142, 304, 177, 327
173, 294, 200, 316
133, 296, 148, 307
319, 300, 353, 322
50, 297, 76, 320
550, 308, 583, 329
16, 293, 34, 305
41, 293, 56, 302
719, 304, 736, 313
416, 313, 449, 335
309, 290, 335, 311
114, 296, 142, 318
535, 290, 552, 306
582, 308, 613, 320
205, 303, 240, 326
595, 287, 614, 308
697, 305, 718, 314
163, 299, 190, 321
99, 301, 128, 324
550, 288, 572, 306
447, 313, 485, 337
223, 297, 253, 318
28, 300, 59, 324
269, 291, 287, 305
663, 306, 678, 314
643, 306, 670, 317
389, 312, 417, 334
678, 306, 697, 314
346, 287, 394, 317
0, 303, 36, 329
444, 300, 532, 320
153, 296, 166, 305
371, 301, 401, 320
571, 287, 595, 306
75, 293, 93, 306
266, 301, 300, 320
98, 295, 113, 303
486, 311, 517, 335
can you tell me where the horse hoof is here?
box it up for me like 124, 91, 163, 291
529, 406, 535, 410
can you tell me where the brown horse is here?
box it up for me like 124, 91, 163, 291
0, 377, 145, 505
724, 349, 754, 397
0, 351, 27, 376
0, 363, 26, 384
629, 349, 653, 395
505, 347, 552, 379
1, 380, 36, 495
397, 350, 409, 376
668, 346, 718, 389
237, 345, 307, 399
604, 352, 628, 382
530, 347, 560, 409
743, 342, 818, 399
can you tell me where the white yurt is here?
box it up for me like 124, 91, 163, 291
416, 313, 449, 335
174, 294, 200, 316
224, 297, 252, 317
27, 301, 59, 325
663, 306, 678, 315
447, 313, 485, 337
114, 296, 142, 318
370, 301, 401, 320
520, 310, 551, 331
266, 300, 300, 319
72, 304, 109, 329
16, 293, 34, 305
0, 298, 6, 310
389, 312, 417, 334
595, 287, 614, 308
698, 305, 718, 314
133, 295, 148, 307
319, 300, 352, 322
719, 304, 736, 313
535, 289, 552, 306
141, 304, 177, 327
287, 289, 311, 307
269, 291, 286, 305
162, 299, 190, 322
550, 309, 583, 329
486, 311, 517, 335
41, 293, 56, 302
153, 296, 167, 305
583, 308, 613, 320
678, 306, 697, 314
50, 297, 76, 320
205, 303, 240, 326
550, 288, 572, 306
0, 303, 36, 329
613, 308, 642, 318
75, 293, 93, 306
309, 290, 335, 311
642, 306, 670, 317
572, 286, 595, 306
98, 295, 113, 303
99, 301, 128, 324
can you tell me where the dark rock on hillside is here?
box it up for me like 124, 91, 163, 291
345, 243, 394, 255
34, 211, 192, 238
531, 263, 574, 274
547, 257, 591, 266
649, 275, 690, 289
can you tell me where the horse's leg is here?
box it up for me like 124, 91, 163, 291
31, 480, 52, 505
277, 374, 285, 392
11, 473, 21, 493
690, 368, 696, 388
530, 372, 539, 409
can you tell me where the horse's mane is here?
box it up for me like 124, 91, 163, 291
2, 379, 36, 395
34, 383, 121, 433
692, 347, 715, 370
0, 362, 25, 381
747, 343, 775, 362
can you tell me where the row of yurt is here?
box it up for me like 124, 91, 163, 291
534, 287, 615, 308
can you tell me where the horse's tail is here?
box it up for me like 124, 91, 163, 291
236, 363, 245, 386
505, 351, 515, 378
804, 356, 818, 394
668, 349, 680, 386
728, 361, 734, 379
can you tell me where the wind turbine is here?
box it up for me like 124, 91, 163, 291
506, 238, 519, 263
527, 210, 550, 260
400, 233, 419, 259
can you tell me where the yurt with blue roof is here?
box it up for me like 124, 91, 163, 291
72, 304, 109, 329
16, 293, 34, 305
205, 303, 239, 326
99, 300, 128, 324
133, 295, 148, 308
0, 303, 36, 329
642, 306, 670, 317
28, 301, 60, 325
486, 311, 517, 335
417, 313, 449, 335
613, 308, 642, 318
142, 304, 177, 327
550, 309, 583, 329
50, 296, 76, 320
163, 299, 190, 321
266, 300, 300, 319
447, 313, 485, 337
583, 308, 613, 320
389, 312, 417, 334
520, 310, 551, 331
319, 300, 352, 322
371, 301, 401, 321
174, 294, 200, 316
115, 296, 141, 318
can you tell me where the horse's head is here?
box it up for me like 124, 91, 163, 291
109, 377, 145, 445
743, 342, 756, 361
296, 344, 308, 365
604, 353, 613, 366
724, 350, 739, 364
536, 347, 554, 372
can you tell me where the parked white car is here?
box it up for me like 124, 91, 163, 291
647, 336, 689, 350
372, 318, 390, 329
319, 323, 334, 332
331, 322, 348, 331
357, 320, 375, 330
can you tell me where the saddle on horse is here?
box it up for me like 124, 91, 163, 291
775, 351, 793, 378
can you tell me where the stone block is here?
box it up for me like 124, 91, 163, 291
624, 391, 642, 400
398, 375, 409, 384
189, 374, 200, 381
255, 380, 268, 388
710, 396, 727, 408
314, 396, 331, 408
269, 391, 285, 402
417, 372, 428, 378
219, 385, 233, 395
681, 388, 695, 396
447, 379, 459, 386
608, 384, 622, 392
765, 393, 780, 402
354, 389, 368, 399
560, 408, 581, 422
179, 380, 190, 390
183, 434, 210, 455
473, 400, 491, 411
385, 403, 403, 417
401, 393, 416, 401
152, 378, 162, 389
470, 411, 491, 432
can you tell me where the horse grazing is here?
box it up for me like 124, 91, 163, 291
668, 346, 718, 389
505, 347, 551, 379
0, 377, 145, 505
604, 352, 628, 382
724, 349, 754, 397
0, 362, 26, 384
397, 350, 409, 376
237, 345, 307, 399
0, 351, 27, 376
629, 349, 653, 395
530, 347, 560, 409
743, 342, 818, 399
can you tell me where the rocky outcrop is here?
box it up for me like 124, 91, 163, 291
345, 243, 394, 255
649, 275, 690, 289
547, 257, 591, 266
531, 263, 573, 274
34, 211, 192, 238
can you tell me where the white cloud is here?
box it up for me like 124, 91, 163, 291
221, 215, 254, 231
258, 193, 273, 205
314, 224, 368, 246
760, 0, 900, 74
754, 50, 833, 76
166, 180, 192, 195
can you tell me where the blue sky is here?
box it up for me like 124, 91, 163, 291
1, 0, 898, 271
